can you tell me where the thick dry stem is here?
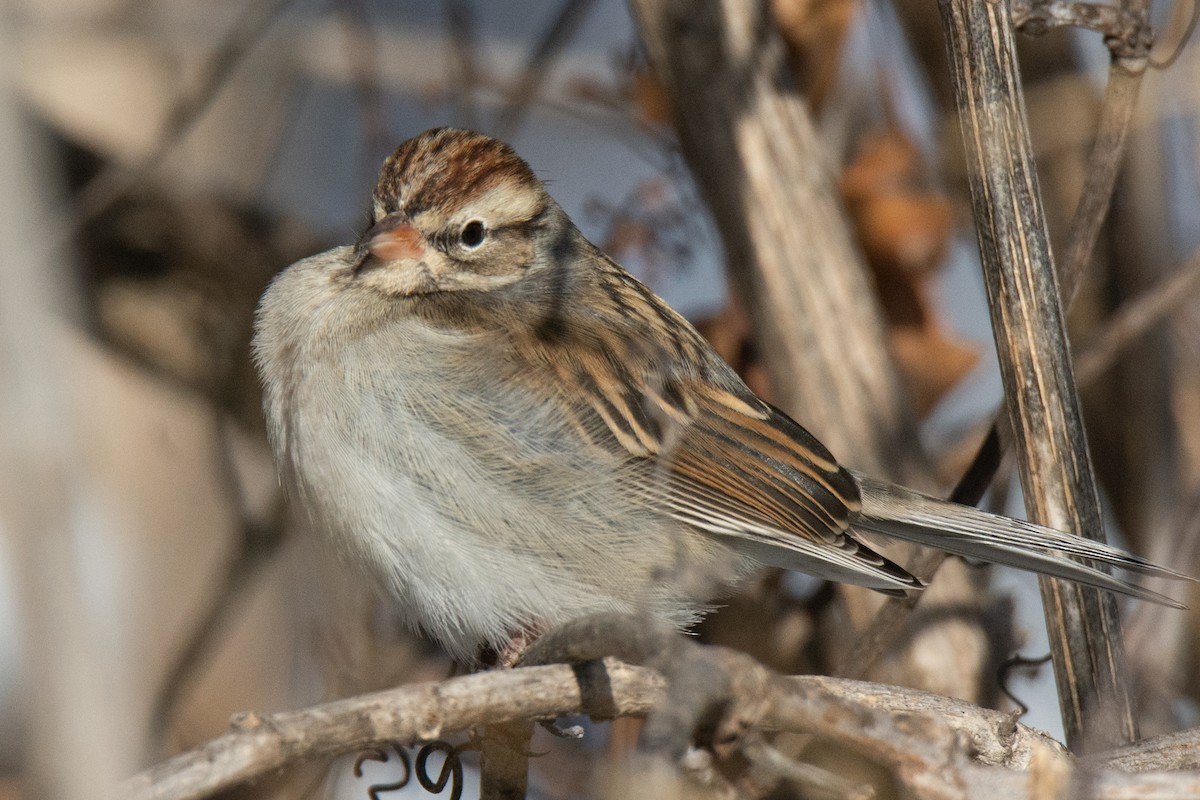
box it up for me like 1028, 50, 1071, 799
937, 0, 1135, 750
628, 0, 1011, 712
845, 0, 1152, 691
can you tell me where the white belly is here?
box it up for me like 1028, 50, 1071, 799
268, 309, 738, 660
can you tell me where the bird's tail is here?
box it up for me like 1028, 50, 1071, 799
850, 470, 1191, 608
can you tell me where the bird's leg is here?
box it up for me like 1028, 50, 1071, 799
478, 623, 546, 669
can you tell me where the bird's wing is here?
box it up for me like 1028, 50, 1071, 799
644, 383, 925, 593
523, 260, 921, 593
577, 351, 1184, 605
523, 253, 1185, 605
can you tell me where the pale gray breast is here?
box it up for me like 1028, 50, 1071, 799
285, 315, 670, 566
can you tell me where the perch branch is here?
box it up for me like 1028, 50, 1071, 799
122, 643, 1200, 800
122, 658, 661, 800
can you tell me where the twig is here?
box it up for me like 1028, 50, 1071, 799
1149, 0, 1199, 69
996, 653, 1054, 717
1088, 725, 1200, 772
938, 0, 1134, 751
1074, 248, 1200, 384
444, 0, 482, 131
1057, 62, 1146, 305
60, 0, 298, 253
493, 0, 601, 138
334, 0, 392, 176
743, 740, 875, 800
120, 641, 1200, 800
1011, 0, 1153, 58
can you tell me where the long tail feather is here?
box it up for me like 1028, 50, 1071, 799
850, 471, 1190, 608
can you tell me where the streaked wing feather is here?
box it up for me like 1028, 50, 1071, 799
527, 259, 923, 593
584, 368, 924, 591
531, 254, 1185, 606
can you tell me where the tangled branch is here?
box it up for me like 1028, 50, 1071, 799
122, 615, 1200, 800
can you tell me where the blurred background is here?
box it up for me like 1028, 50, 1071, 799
1, 0, 1199, 798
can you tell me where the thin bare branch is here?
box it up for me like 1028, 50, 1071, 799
444, 0, 482, 131
121, 646, 1200, 800
61, 0, 298, 251
493, 0, 600, 138
745, 740, 876, 800
1075, 248, 1200, 384
1011, 0, 1153, 58
1089, 723, 1200, 772
1058, 65, 1145, 303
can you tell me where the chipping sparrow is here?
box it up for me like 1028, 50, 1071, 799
253, 128, 1184, 662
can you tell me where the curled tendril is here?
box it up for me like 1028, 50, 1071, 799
415, 741, 465, 800
353, 744, 412, 800
1150, 0, 1199, 70
997, 652, 1053, 717
352, 740, 469, 800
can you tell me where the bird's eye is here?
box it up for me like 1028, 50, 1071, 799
460, 220, 486, 249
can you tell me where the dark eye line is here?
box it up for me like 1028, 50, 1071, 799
432, 202, 550, 256
434, 220, 519, 253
